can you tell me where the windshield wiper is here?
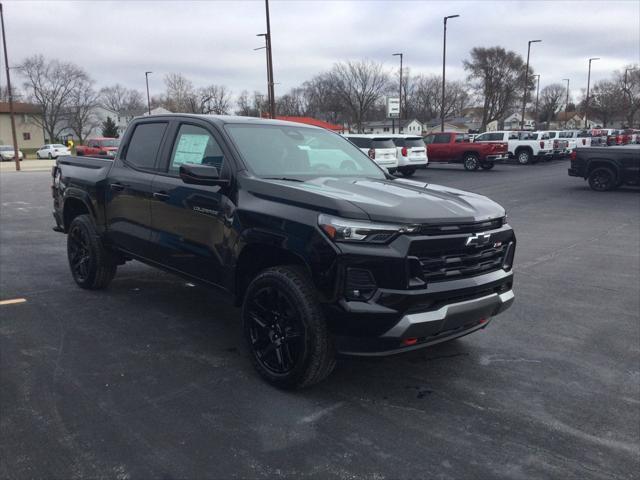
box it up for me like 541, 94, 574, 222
263, 177, 304, 182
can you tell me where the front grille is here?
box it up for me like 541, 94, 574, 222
418, 218, 504, 236
419, 243, 507, 281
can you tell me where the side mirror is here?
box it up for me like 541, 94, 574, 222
179, 163, 229, 186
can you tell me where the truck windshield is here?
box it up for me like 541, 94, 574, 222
226, 124, 386, 179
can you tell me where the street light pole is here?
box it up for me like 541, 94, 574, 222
145, 71, 152, 115
520, 39, 541, 131
441, 14, 459, 132
562, 78, 570, 128
0, 2, 20, 171
264, 0, 276, 119
533, 74, 540, 128
584, 57, 600, 128
393, 53, 403, 133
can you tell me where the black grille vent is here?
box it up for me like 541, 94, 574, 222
418, 218, 504, 236
420, 243, 507, 281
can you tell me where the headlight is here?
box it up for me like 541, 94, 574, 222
318, 214, 418, 243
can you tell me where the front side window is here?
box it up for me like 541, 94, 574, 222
124, 122, 168, 170
455, 134, 469, 143
226, 125, 385, 179
169, 124, 224, 173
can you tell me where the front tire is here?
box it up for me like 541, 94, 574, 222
463, 154, 479, 171
588, 167, 617, 191
242, 266, 336, 389
67, 214, 117, 289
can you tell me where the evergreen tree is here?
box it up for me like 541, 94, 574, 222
101, 116, 119, 138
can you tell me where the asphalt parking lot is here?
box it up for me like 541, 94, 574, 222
1, 160, 639, 479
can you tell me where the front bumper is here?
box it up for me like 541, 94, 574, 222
337, 289, 514, 356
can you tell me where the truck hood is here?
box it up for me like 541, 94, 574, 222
244, 176, 505, 224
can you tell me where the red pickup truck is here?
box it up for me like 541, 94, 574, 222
423, 132, 508, 171
75, 137, 120, 158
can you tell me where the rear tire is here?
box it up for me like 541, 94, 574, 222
400, 167, 416, 177
516, 149, 531, 165
48, 152, 52, 159
67, 214, 117, 289
242, 266, 336, 389
463, 154, 479, 171
480, 162, 495, 170
588, 167, 617, 191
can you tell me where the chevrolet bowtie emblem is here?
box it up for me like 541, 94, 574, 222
466, 233, 492, 247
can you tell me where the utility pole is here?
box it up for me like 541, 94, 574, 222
584, 57, 599, 128
0, 2, 20, 171
520, 39, 541, 131
264, 0, 276, 119
533, 74, 540, 128
256, 34, 270, 117
393, 53, 403, 132
145, 71, 152, 115
562, 78, 570, 129
441, 14, 459, 132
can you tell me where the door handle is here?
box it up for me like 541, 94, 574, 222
153, 192, 170, 201
110, 183, 126, 191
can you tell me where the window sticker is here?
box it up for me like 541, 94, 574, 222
173, 134, 209, 166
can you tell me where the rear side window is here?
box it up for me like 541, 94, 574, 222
371, 139, 395, 149
346, 137, 371, 148
125, 122, 168, 170
432, 134, 450, 144
404, 138, 425, 148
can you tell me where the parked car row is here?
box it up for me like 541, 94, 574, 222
342, 134, 428, 176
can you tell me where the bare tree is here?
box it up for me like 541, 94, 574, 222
100, 84, 145, 118
235, 90, 253, 116
303, 73, 344, 124
327, 60, 390, 131
617, 65, 640, 127
464, 46, 532, 130
585, 80, 624, 127
20, 54, 90, 141
66, 78, 100, 144
194, 84, 233, 114
538, 83, 566, 123
276, 87, 308, 116
406, 74, 469, 122
163, 73, 195, 112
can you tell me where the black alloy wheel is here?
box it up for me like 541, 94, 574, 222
588, 167, 616, 191
246, 284, 305, 375
66, 214, 117, 289
68, 223, 92, 283
242, 266, 336, 388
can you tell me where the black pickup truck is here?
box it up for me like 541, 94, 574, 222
52, 114, 516, 388
568, 145, 640, 191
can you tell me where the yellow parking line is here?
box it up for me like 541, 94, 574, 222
0, 298, 27, 306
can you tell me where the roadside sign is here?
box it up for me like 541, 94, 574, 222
386, 97, 400, 119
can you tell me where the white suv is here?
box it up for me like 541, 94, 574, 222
388, 135, 428, 176
343, 134, 399, 173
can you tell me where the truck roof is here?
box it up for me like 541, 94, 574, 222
135, 113, 324, 130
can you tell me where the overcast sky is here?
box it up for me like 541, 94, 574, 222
4, 0, 640, 102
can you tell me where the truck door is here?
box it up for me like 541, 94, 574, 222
424, 133, 449, 161
150, 121, 236, 287
105, 121, 168, 258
